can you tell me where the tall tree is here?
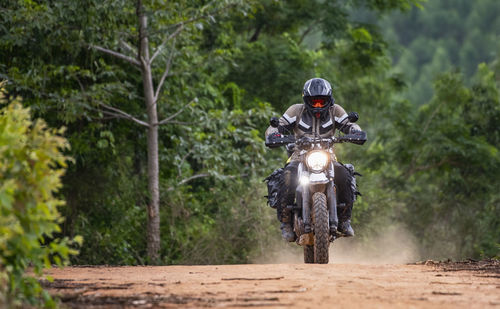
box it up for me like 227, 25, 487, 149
87, 0, 250, 262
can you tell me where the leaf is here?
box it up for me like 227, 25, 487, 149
73, 235, 84, 246
351, 28, 372, 44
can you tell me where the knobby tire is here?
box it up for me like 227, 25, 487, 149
304, 245, 314, 263
312, 192, 329, 264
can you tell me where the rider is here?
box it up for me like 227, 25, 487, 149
265, 77, 366, 241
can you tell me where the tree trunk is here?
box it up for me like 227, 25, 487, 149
138, 0, 160, 264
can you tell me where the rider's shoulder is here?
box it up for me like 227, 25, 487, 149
331, 103, 346, 115
285, 103, 305, 115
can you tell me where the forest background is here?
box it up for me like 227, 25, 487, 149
1, 0, 499, 272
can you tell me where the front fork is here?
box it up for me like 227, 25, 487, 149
327, 181, 338, 232
301, 185, 311, 233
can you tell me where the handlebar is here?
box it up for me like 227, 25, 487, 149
265, 132, 366, 149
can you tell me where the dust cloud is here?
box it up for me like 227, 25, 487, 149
251, 240, 304, 264
252, 224, 420, 264
330, 224, 421, 264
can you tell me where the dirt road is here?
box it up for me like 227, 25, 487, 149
43, 260, 499, 308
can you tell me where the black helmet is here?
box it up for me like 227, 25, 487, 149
302, 78, 335, 116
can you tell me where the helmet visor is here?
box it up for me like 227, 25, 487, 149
306, 96, 330, 108
311, 98, 325, 108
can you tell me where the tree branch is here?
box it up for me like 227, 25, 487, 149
156, 98, 195, 126
147, 0, 225, 61
98, 102, 149, 127
154, 38, 176, 103
151, 25, 183, 64
89, 44, 140, 67
166, 172, 248, 191
119, 40, 138, 57
248, 24, 263, 42
299, 23, 315, 45
177, 149, 194, 177
161, 120, 194, 125
166, 173, 211, 191
179, 173, 211, 185
99, 110, 149, 127
139, 55, 148, 68
165, 2, 236, 31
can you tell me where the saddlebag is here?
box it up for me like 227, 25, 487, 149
343, 163, 362, 202
264, 168, 285, 209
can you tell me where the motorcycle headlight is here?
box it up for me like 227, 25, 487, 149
306, 151, 329, 172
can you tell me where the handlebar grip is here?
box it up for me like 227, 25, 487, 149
265, 135, 296, 148
339, 132, 367, 145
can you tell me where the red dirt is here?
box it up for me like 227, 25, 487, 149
42, 260, 500, 308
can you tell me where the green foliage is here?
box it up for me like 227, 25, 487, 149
380, 65, 500, 258
161, 179, 278, 264
0, 92, 79, 307
359, 0, 500, 259
382, 0, 500, 103
64, 152, 147, 265
12, 0, 500, 268
337, 0, 500, 260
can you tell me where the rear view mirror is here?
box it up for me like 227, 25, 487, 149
270, 117, 280, 128
348, 112, 359, 123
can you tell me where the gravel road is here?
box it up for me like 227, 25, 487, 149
42, 260, 499, 308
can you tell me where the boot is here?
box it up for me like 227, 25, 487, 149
338, 203, 354, 237
280, 222, 295, 242
280, 209, 296, 242
338, 220, 354, 237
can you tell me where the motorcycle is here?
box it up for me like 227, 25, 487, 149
265, 113, 366, 264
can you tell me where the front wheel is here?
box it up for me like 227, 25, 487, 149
312, 192, 329, 264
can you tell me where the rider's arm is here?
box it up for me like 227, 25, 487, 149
265, 104, 303, 137
333, 104, 361, 134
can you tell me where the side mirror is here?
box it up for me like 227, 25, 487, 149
270, 117, 280, 128
348, 112, 359, 123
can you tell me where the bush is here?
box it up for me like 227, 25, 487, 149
0, 93, 80, 307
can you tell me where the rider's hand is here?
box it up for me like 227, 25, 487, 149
350, 128, 365, 136
296, 136, 312, 148
265, 132, 284, 148
268, 132, 283, 139
348, 129, 367, 144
